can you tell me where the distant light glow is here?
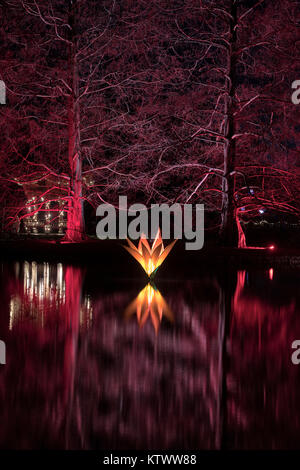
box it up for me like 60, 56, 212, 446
259, 209, 265, 214
269, 245, 275, 250
269, 268, 274, 280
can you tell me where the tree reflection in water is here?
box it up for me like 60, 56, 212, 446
0, 262, 299, 449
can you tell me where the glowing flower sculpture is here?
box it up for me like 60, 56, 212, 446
124, 229, 176, 278
124, 283, 173, 333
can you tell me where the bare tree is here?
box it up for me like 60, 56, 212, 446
133, 0, 300, 246
0, 0, 141, 240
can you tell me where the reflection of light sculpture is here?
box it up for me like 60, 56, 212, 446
124, 229, 176, 277
124, 283, 173, 333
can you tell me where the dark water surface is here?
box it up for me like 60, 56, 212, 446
0, 260, 300, 450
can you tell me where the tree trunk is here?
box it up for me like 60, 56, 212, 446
219, 1, 238, 246
236, 209, 247, 248
65, 0, 85, 242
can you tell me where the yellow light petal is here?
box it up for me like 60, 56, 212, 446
138, 234, 151, 255
124, 246, 147, 272
151, 228, 163, 252
150, 243, 163, 267
127, 238, 140, 253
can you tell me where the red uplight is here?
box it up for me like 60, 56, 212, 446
269, 245, 275, 250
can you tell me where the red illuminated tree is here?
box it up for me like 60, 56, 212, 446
169, 1, 297, 244
129, 0, 300, 246
0, 0, 149, 240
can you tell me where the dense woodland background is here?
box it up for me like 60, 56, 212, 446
0, 0, 299, 245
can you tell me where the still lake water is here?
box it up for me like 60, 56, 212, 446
0, 259, 300, 449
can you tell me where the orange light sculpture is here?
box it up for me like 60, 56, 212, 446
124, 229, 176, 277
124, 283, 173, 333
